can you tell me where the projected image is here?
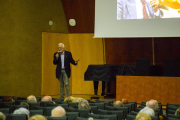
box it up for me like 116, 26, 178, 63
117, 0, 180, 19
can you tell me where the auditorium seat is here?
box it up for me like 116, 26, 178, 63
90, 106, 98, 114
46, 116, 67, 120
104, 106, 129, 119
98, 109, 124, 120
0, 108, 11, 115
68, 102, 79, 108
6, 114, 27, 120
167, 117, 180, 120
28, 102, 40, 110
168, 114, 180, 119
15, 100, 27, 105
87, 113, 117, 120
7, 105, 28, 113
127, 114, 136, 120
40, 101, 54, 107
65, 107, 90, 117
17, 97, 27, 100
0, 101, 14, 108
75, 117, 109, 120
124, 104, 133, 113
47, 103, 68, 108
89, 103, 105, 109
30, 109, 44, 116
66, 112, 79, 120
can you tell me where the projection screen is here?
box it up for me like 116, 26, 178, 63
94, 0, 180, 38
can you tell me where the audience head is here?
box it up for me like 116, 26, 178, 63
28, 115, 47, 120
88, 117, 94, 120
122, 98, 129, 104
13, 107, 30, 118
146, 100, 157, 109
139, 107, 155, 117
64, 96, 75, 103
135, 112, 152, 120
78, 99, 90, 109
113, 101, 124, 107
2, 96, 13, 102
0, 112, 6, 120
41, 96, 52, 102
27, 95, 37, 103
51, 106, 66, 117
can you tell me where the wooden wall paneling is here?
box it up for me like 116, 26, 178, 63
61, 0, 95, 33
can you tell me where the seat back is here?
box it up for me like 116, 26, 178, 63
47, 116, 67, 120
89, 103, 105, 109
0, 108, 11, 114
66, 112, 79, 120
40, 101, 53, 107
87, 113, 117, 120
90, 106, 98, 114
127, 114, 136, 120
28, 102, 40, 110
6, 114, 27, 120
98, 109, 124, 120
47, 103, 68, 108
30, 110, 44, 116
43, 107, 56, 116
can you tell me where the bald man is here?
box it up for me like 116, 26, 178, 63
113, 101, 124, 107
27, 95, 37, 103
146, 100, 158, 109
51, 106, 66, 117
41, 96, 55, 104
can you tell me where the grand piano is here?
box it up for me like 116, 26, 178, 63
84, 64, 136, 99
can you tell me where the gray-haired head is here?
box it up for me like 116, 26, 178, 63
88, 117, 94, 120
13, 107, 30, 118
0, 112, 6, 120
58, 43, 65, 48
51, 106, 66, 117
146, 100, 158, 109
175, 107, 180, 116
113, 101, 124, 107
27, 95, 37, 103
139, 107, 155, 117
78, 99, 90, 109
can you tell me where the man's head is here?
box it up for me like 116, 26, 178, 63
135, 112, 151, 120
122, 99, 129, 104
139, 107, 155, 117
0, 112, 6, 120
13, 107, 30, 118
78, 99, 90, 109
113, 101, 124, 107
58, 43, 65, 53
146, 100, 156, 109
41, 96, 52, 102
27, 95, 37, 103
51, 106, 66, 117
2, 96, 13, 102
28, 115, 47, 120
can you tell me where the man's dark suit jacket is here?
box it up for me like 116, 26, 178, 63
53, 51, 77, 79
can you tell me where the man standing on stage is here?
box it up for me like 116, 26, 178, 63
53, 43, 78, 100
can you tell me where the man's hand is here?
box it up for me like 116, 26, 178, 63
56, 53, 59, 58
150, 0, 159, 13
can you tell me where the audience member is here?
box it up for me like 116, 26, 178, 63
146, 100, 157, 109
64, 96, 84, 103
78, 99, 91, 109
135, 112, 152, 120
41, 96, 55, 104
51, 106, 66, 117
28, 115, 47, 120
113, 101, 124, 107
139, 107, 155, 117
2, 96, 14, 102
175, 107, 180, 116
27, 95, 37, 103
122, 98, 129, 104
20, 102, 29, 110
0, 112, 6, 120
13, 107, 30, 118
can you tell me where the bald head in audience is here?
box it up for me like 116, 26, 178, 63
41, 96, 52, 101
27, 95, 37, 103
113, 101, 124, 107
146, 100, 157, 109
28, 115, 47, 120
51, 106, 66, 117
0, 112, 6, 120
